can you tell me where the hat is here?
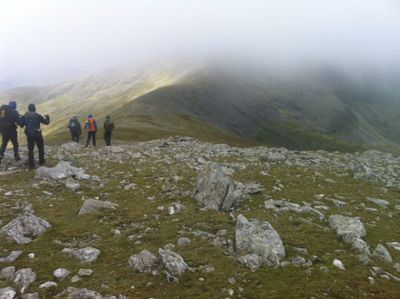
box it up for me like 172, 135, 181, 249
9, 101, 16, 109
88, 114, 93, 119
28, 103, 36, 112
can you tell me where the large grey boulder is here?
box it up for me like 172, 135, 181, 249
193, 162, 235, 211
0, 287, 16, 299
329, 215, 369, 258
13, 268, 36, 293
62, 247, 101, 264
235, 214, 285, 268
159, 248, 188, 277
0, 213, 51, 244
328, 215, 366, 239
35, 161, 89, 180
78, 199, 118, 215
128, 250, 158, 273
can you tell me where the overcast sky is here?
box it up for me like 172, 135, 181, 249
1, 0, 400, 85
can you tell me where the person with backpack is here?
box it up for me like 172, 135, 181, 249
67, 116, 81, 142
0, 101, 22, 163
20, 103, 50, 168
85, 114, 97, 147
103, 115, 115, 146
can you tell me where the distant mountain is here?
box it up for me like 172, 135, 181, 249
1, 64, 399, 151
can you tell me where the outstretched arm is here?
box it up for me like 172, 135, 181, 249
40, 114, 50, 125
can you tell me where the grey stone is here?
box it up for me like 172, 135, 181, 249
235, 214, 285, 268
393, 263, 400, 273
65, 287, 103, 299
193, 162, 235, 211
53, 268, 71, 280
128, 250, 158, 273
373, 244, 393, 263
0, 267, 15, 281
78, 269, 94, 277
78, 199, 118, 215
367, 197, 390, 208
62, 247, 101, 263
265, 199, 325, 221
177, 237, 191, 247
159, 248, 188, 277
35, 161, 89, 180
328, 215, 366, 239
39, 281, 57, 289
0, 287, 16, 299
0, 251, 22, 263
13, 268, 36, 293
0, 213, 51, 244
61, 142, 83, 153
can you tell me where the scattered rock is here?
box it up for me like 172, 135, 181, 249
13, 268, 36, 293
373, 244, 393, 263
238, 254, 263, 272
333, 259, 345, 270
0, 266, 16, 281
159, 248, 188, 277
53, 268, 71, 280
128, 250, 158, 273
0, 251, 22, 263
367, 197, 390, 208
39, 281, 57, 289
193, 162, 235, 211
78, 199, 118, 215
64, 287, 102, 299
265, 199, 325, 221
35, 161, 89, 180
235, 214, 285, 268
78, 269, 94, 277
177, 237, 191, 247
0, 213, 51, 244
0, 287, 16, 299
62, 247, 101, 263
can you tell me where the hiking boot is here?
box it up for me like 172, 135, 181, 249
39, 160, 46, 166
15, 155, 21, 161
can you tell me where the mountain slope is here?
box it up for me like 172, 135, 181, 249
1, 64, 399, 151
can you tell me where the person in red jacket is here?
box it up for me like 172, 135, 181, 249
85, 114, 97, 147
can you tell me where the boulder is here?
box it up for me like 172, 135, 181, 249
0, 287, 16, 299
78, 199, 118, 215
128, 250, 158, 273
265, 199, 325, 221
0, 266, 15, 281
159, 248, 188, 277
53, 268, 71, 280
62, 247, 101, 264
61, 142, 83, 153
0, 213, 51, 244
235, 214, 285, 268
328, 215, 366, 239
193, 162, 235, 211
20, 293, 39, 299
373, 244, 393, 263
35, 161, 89, 180
13, 268, 36, 293
238, 254, 263, 272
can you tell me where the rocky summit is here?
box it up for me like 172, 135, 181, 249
0, 137, 400, 298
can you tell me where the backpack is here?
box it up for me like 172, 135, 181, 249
0, 105, 13, 133
69, 119, 78, 129
25, 113, 39, 137
104, 120, 114, 132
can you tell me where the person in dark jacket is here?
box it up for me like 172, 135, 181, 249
68, 116, 81, 142
85, 114, 97, 147
103, 115, 114, 146
0, 101, 22, 163
20, 103, 50, 168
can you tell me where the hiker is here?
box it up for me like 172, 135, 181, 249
20, 103, 50, 168
103, 115, 115, 146
0, 101, 22, 163
68, 116, 81, 142
85, 114, 97, 147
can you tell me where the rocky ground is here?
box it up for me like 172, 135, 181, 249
0, 136, 400, 298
